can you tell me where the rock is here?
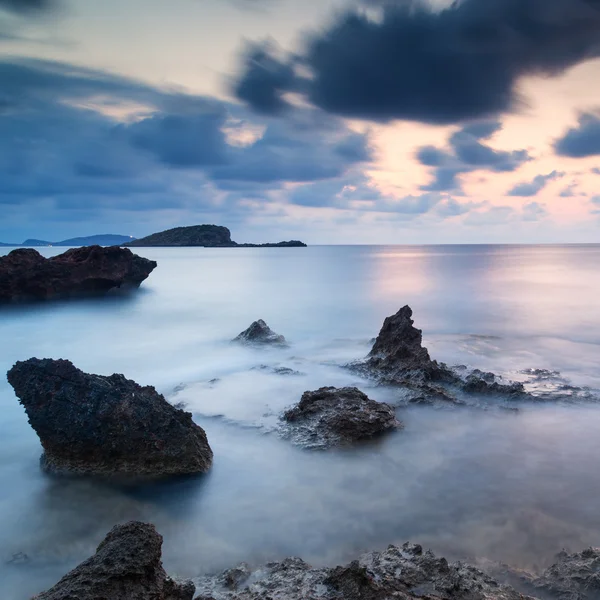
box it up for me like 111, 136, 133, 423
125, 224, 307, 248
0, 245, 156, 303
33, 521, 195, 600
193, 542, 533, 600
531, 547, 600, 600
7, 358, 213, 477
233, 320, 287, 346
364, 305, 458, 386
282, 386, 401, 448
462, 370, 526, 398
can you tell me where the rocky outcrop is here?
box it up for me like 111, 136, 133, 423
530, 547, 600, 600
364, 305, 458, 386
125, 224, 306, 247
0, 245, 156, 302
7, 358, 213, 477
233, 320, 287, 346
194, 542, 533, 600
359, 306, 528, 401
282, 386, 401, 448
33, 521, 194, 600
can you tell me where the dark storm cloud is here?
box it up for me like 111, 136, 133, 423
416, 120, 530, 192
233, 0, 600, 123
555, 114, 600, 157
0, 57, 370, 220
507, 170, 564, 197
0, 0, 55, 14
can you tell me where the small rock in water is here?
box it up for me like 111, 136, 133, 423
6, 552, 29, 565
462, 369, 526, 398
282, 386, 401, 448
7, 358, 213, 478
233, 320, 287, 346
32, 521, 195, 600
194, 542, 533, 600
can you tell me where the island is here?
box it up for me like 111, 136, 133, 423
124, 225, 306, 248
0, 234, 135, 247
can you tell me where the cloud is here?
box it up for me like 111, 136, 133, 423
522, 201, 548, 221
507, 171, 564, 197
555, 113, 600, 157
0, 0, 55, 14
233, 0, 600, 123
416, 120, 531, 192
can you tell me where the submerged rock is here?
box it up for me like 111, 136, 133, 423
194, 542, 533, 600
33, 521, 194, 600
7, 358, 213, 477
233, 320, 287, 346
282, 386, 401, 448
531, 547, 600, 600
0, 245, 156, 303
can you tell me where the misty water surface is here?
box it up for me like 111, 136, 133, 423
1, 244, 600, 599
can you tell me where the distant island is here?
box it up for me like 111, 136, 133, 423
0, 234, 135, 248
124, 225, 307, 248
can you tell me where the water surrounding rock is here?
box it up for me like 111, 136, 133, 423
530, 547, 600, 600
33, 522, 195, 600
282, 386, 401, 448
7, 358, 213, 477
233, 320, 288, 346
0, 245, 156, 303
194, 542, 533, 600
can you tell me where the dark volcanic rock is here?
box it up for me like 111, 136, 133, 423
365, 305, 458, 385
233, 320, 287, 346
7, 358, 213, 477
463, 369, 526, 398
531, 547, 600, 600
125, 224, 307, 247
194, 542, 533, 600
33, 521, 195, 600
282, 386, 401, 448
0, 245, 156, 303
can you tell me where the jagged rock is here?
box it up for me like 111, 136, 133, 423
365, 305, 458, 386
193, 542, 533, 600
233, 320, 287, 346
7, 358, 213, 477
531, 547, 600, 600
33, 521, 195, 600
463, 370, 526, 397
0, 245, 156, 303
282, 386, 401, 448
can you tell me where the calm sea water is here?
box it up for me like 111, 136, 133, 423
1, 244, 600, 599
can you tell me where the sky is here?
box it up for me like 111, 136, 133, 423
1, 0, 600, 244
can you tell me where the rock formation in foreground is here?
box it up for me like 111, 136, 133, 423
359, 305, 526, 401
7, 358, 213, 477
0, 245, 156, 302
194, 542, 533, 600
233, 320, 288, 346
282, 386, 401, 448
124, 224, 306, 247
33, 521, 194, 600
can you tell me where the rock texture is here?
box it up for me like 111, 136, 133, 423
359, 306, 528, 401
7, 358, 213, 477
282, 386, 401, 448
0, 245, 156, 302
194, 542, 533, 600
125, 224, 306, 247
33, 521, 195, 600
530, 547, 600, 600
233, 320, 288, 346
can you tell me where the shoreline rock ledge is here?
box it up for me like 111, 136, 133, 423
7, 358, 213, 478
0, 245, 157, 303
33, 521, 195, 600
282, 386, 401, 448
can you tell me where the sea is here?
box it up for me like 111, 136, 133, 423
1, 244, 600, 599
